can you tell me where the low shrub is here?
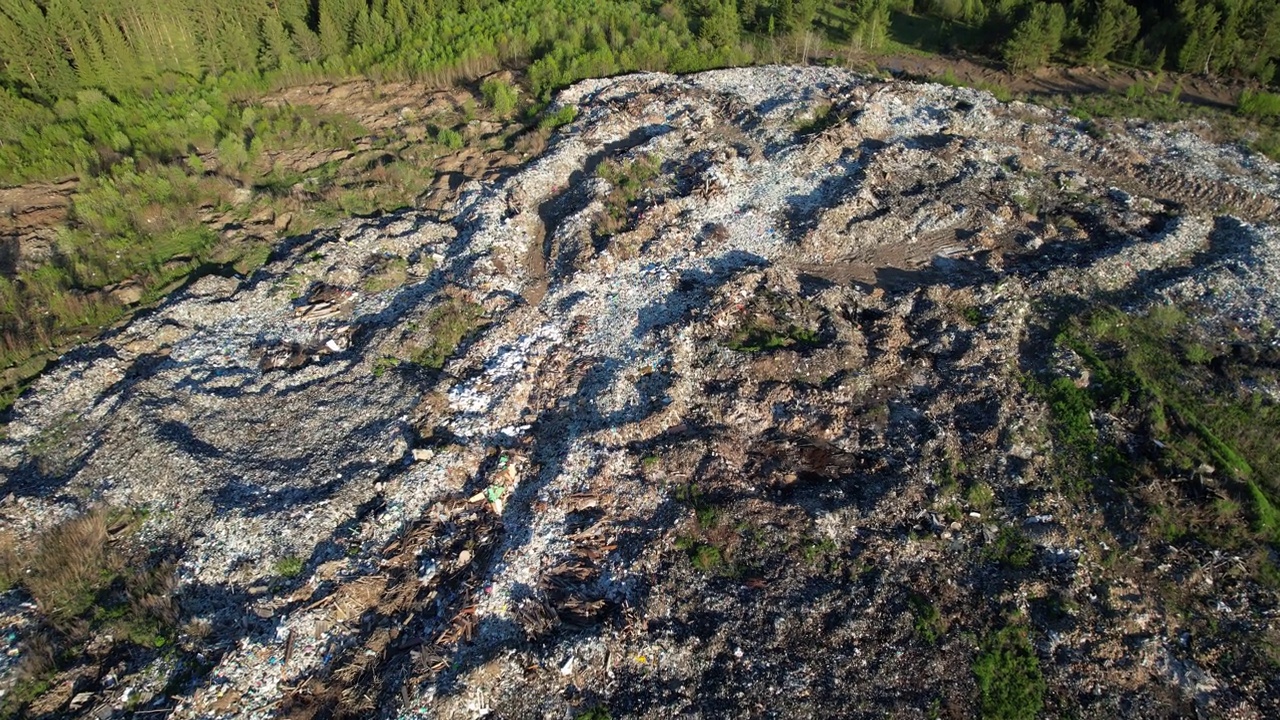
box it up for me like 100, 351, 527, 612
1239, 89, 1280, 119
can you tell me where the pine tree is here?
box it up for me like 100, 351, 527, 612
260, 12, 296, 70
1080, 0, 1140, 65
217, 11, 261, 73
384, 0, 411, 35
739, 0, 761, 31
1176, 0, 1220, 74
318, 0, 360, 59
697, 0, 743, 47
1241, 0, 1280, 80
849, 0, 892, 52
353, 7, 395, 50
46, 0, 109, 90
0, 0, 78, 100
1003, 1, 1067, 72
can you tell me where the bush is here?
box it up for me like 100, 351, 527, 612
481, 78, 519, 117
539, 105, 577, 130
435, 126, 465, 150
984, 525, 1035, 569
1239, 89, 1280, 119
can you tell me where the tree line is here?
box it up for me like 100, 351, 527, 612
2, 1, 1276, 121
970, 0, 1280, 78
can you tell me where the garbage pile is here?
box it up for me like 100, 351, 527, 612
1, 65, 1279, 718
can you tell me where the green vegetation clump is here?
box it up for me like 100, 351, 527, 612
372, 355, 402, 377
675, 535, 723, 572
966, 481, 996, 512
726, 322, 821, 353
594, 153, 663, 239
801, 536, 838, 565
481, 78, 519, 118
984, 525, 1035, 569
1240, 89, 1280, 119
539, 105, 578, 130
961, 305, 987, 326
434, 126, 465, 150
909, 592, 945, 644
274, 556, 305, 579
793, 102, 843, 136
576, 705, 612, 720
973, 623, 1045, 720
411, 297, 486, 370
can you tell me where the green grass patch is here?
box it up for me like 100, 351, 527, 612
966, 481, 996, 513
1045, 303, 1280, 555
274, 556, 305, 579
909, 592, 945, 644
983, 525, 1035, 569
933, 68, 1015, 103
363, 256, 410, 293
725, 322, 820, 353
0, 506, 177, 718
410, 297, 486, 370
973, 623, 1044, 720
801, 536, 838, 565
675, 535, 723, 572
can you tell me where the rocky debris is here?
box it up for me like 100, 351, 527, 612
1, 65, 1279, 719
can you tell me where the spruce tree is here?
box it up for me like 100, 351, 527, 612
698, 0, 743, 47
1003, 1, 1067, 72
1080, 0, 1140, 65
260, 12, 296, 70
0, 0, 78, 100
849, 0, 892, 52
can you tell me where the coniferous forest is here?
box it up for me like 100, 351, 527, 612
1, 0, 1279, 406
4, 0, 1280, 183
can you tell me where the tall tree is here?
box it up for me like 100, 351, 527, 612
1240, 0, 1280, 81
1003, 1, 1067, 72
1078, 0, 1140, 65
0, 0, 78, 100
698, 0, 743, 47
260, 12, 296, 70
318, 0, 361, 59
849, 0, 892, 52
1176, 0, 1221, 74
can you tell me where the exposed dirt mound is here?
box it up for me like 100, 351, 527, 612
1, 66, 1279, 719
